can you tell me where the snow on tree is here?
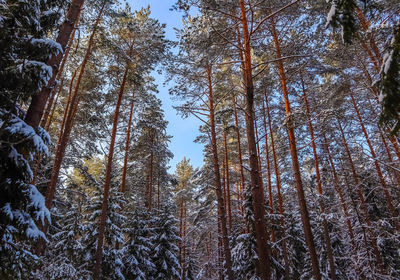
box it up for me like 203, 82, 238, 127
151, 204, 182, 280
122, 207, 156, 279
0, 0, 62, 277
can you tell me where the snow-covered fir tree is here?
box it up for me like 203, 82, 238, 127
0, 0, 63, 277
122, 207, 156, 279
151, 204, 182, 280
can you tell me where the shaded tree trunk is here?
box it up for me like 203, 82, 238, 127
322, 133, 356, 249
223, 128, 232, 231
45, 1, 105, 214
349, 91, 399, 230
25, 0, 85, 129
301, 77, 337, 280
337, 119, 385, 273
264, 96, 290, 279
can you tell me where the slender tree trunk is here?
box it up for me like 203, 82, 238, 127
182, 201, 187, 278
45, 1, 105, 213
269, 14, 321, 280
120, 94, 135, 193
223, 129, 232, 231
206, 64, 234, 280
41, 22, 77, 129
322, 133, 356, 248
238, 2, 272, 278
45, 80, 63, 131
264, 97, 290, 279
179, 196, 184, 268
41, 77, 63, 129
157, 172, 160, 209
355, 7, 382, 65
93, 49, 131, 279
25, 0, 85, 129
301, 80, 337, 279
147, 144, 154, 211
337, 119, 385, 272
232, 94, 246, 215
349, 91, 399, 230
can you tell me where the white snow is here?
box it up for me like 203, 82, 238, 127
28, 184, 51, 225
31, 38, 63, 56
326, 2, 336, 28
383, 50, 394, 75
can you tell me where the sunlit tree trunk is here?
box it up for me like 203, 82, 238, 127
121, 95, 135, 193
93, 41, 132, 279
238, 2, 272, 278
206, 64, 234, 280
269, 14, 321, 280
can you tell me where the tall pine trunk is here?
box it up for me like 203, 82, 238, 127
301, 76, 337, 279
121, 96, 135, 193
206, 64, 234, 280
232, 94, 245, 215
238, 2, 272, 278
93, 43, 132, 279
337, 119, 385, 273
264, 96, 290, 279
349, 91, 399, 230
25, 0, 85, 129
223, 128, 232, 231
45, 1, 105, 210
322, 133, 356, 248
269, 15, 321, 280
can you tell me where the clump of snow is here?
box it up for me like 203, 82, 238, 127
382, 50, 394, 75
326, 2, 337, 28
31, 38, 63, 57
28, 184, 51, 225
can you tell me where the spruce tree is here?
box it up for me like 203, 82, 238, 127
0, 0, 62, 277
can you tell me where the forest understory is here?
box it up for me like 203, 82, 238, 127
1, 0, 400, 279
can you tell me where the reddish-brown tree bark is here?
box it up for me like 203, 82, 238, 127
120, 96, 135, 193
232, 94, 246, 215
147, 142, 154, 211
264, 97, 290, 279
223, 128, 232, 231
25, 0, 85, 129
337, 119, 385, 272
45, 1, 105, 211
41, 22, 77, 129
349, 91, 399, 230
301, 80, 337, 279
93, 42, 132, 279
206, 64, 234, 280
238, 2, 272, 278
269, 14, 321, 280
322, 133, 356, 249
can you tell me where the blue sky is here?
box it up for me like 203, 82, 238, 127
127, 0, 204, 172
